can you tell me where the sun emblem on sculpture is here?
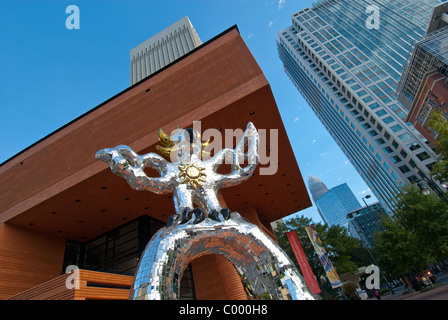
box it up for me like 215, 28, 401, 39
178, 163, 206, 188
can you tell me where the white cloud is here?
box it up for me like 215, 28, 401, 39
356, 188, 371, 195
278, 0, 286, 9
312, 139, 317, 143
344, 160, 349, 165
269, 21, 274, 27
294, 116, 300, 122
247, 33, 254, 39
320, 152, 328, 157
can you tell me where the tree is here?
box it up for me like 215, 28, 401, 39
374, 184, 448, 278
427, 110, 448, 183
343, 281, 360, 300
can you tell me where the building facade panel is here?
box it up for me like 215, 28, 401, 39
130, 16, 202, 85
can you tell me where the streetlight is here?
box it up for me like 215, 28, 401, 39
415, 168, 448, 204
356, 227, 394, 294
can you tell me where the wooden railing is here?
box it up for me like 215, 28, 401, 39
7, 269, 133, 300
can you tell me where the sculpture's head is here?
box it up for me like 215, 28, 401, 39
157, 127, 209, 163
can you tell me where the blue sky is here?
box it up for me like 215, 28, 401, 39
0, 0, 377, 224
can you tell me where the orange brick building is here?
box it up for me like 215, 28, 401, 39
406, 70, 448, 147
0, 26, 311, 300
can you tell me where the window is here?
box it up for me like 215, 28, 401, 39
391, 155, 401, 164
376, 138, 385, 145
376, 123, 383, 132
383, 116, 394, 124
391, 124, 403, 133
407, 142, 421, 151
392, 140, 399, 149
399, 165, 410, 174
426, 162, 436, 171
63, 216, 165, 277
416, 151, 431, 161
376, 109, 387, 117
398, 133, 412, 141
383, 147, 393, 154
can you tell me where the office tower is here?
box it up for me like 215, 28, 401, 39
308, 174, 329, 203
347, 202, 387, 247
308, 175, 329, 223
130, 16, 202, 85
397, 2, 448, 145
277, 0, 442, 213
308, 175, 362, 227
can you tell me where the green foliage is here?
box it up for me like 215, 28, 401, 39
374, 184, 448, 277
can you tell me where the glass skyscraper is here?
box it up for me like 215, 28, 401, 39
277, 0, 442, 213
346, 202, 387, 247
315, 183, 362, 228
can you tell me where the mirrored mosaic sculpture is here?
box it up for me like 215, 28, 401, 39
95, 122, 314, 300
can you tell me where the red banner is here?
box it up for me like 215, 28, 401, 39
287, 230, 321, 295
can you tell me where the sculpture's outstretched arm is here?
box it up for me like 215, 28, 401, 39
95, 145, 172, 194
216, 122, 260, 189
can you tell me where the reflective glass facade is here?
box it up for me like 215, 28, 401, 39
315, 183, 362, 227
398, 26, 448, 109
277, 0, 441, 213
347, 202, 387, 247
